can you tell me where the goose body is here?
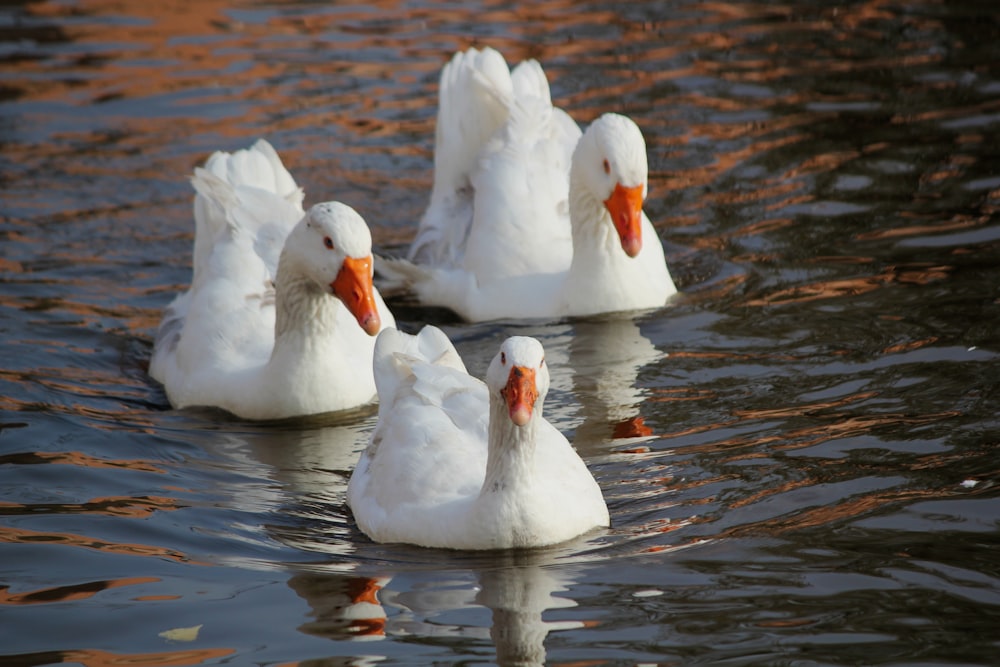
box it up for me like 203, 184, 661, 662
346, 326, 609, 550
378, 47, 676, 321
150, 139, 395, 420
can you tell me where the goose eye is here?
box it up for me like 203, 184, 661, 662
602, 159, 610, 174
500, 352, 506, 365
540, 357, 545, 367
323, 236, 334, 250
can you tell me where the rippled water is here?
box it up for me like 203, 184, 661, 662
2, 1, 1000, 665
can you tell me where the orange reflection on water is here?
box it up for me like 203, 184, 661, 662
656, 129, 810, 208
744, 263, 952, 307
778, 410, 960, 450
854, 213, 986, 242
23, 0, 243, 104
892, 97, 1000, 129
653, 384, 958, 468
730, 482, 969, 540
721, 410, 959, 523
18, 647, 235, 667
0, 576, 159, 605
0, 494, 180, 519
881, 336, 939, 356
0, 288, 158, 334
611, 415, 654, 439
0, 450, 165, 474
0, 526, 206, 565
0, 367, 160, 430
732, 391, 879, 422
289, 573, 389, 641
667, 349, 800, 363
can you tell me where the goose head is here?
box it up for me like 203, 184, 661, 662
292, 201, 382, 336
574, 113, 649, 258
487, 336, 550, 427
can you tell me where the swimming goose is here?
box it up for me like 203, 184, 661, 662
150, 139, 395, 419
377, 47, 676, 321
346, 326, 609, 550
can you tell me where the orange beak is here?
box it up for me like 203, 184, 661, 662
331, 255, 381, 336
603, 182, 645, 258
501, 365, 538, 427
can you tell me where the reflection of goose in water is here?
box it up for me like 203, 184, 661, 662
477, 558, 583, 667
186, 412, 594, 664
195, 424, 392, 657
287, 570, 390, 644
242, 420, 372, 559
525, 316, 662, 452
567, 316, 664, 448
189, 419, 371, 564
283, 553, 585, 667
388, 554, 584, 666
247, 419, 371, 500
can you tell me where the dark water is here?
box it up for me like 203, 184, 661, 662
2, 1, 999, 665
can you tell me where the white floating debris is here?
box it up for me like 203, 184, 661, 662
961, 479, 980, 489
159, 624, 203, 642
632, 589, 664, 598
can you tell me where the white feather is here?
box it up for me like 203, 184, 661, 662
150, 140, 396, 419
348, 326, 609, 550
387, 47, 677, 322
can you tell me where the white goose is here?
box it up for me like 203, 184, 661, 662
377, 47, 677, 321
149, 139, 395, 420
346, 326, 609, 550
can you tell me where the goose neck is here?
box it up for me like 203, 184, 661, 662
481, 394, 539, 497
273, 251, 339, 343
568, 171, 618, 264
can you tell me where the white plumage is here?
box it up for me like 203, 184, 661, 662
378, 47, 677, 321
150, 139, 395, 420
347, 326, 609, 550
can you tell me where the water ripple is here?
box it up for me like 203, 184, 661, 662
2, 0, 1000, 665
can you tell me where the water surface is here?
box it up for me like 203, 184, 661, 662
2, 1, 999, 665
